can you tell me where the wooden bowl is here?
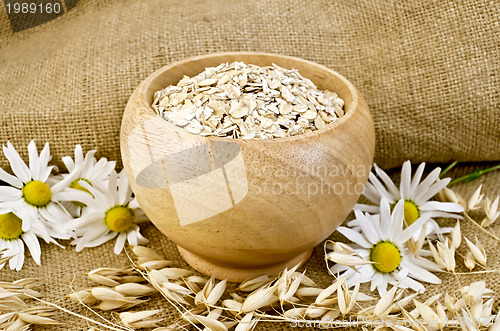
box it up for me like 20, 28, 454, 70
120, 52, 375, 282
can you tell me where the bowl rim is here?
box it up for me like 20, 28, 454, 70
135, 51, 363, 144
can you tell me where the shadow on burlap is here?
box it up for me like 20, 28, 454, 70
0, 0, 499, 330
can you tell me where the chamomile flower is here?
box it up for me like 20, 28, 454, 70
61, 145, 116, 216
330, 198, 442, 295
353, 161, 464, 237
0, 208, 41, 271
70, 170, 148, 254
0, 141, 83, 240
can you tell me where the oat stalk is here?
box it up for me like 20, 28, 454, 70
448, 164, 500, 186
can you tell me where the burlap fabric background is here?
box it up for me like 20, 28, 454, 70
0, 0, 499, 330
0, 0, 499, 169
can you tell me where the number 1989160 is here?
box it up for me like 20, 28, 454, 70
5, 2, 62, 14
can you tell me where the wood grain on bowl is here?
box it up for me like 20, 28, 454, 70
120, 52, 375, 282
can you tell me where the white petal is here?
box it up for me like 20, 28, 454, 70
330, 263, 350, 274
29, 219, 56, 243
370, 271, 383, 292
72, 212, 104, 228
414, 178, 451, 205
419, 201, 463, 213
411, 219, 438, 240
409, 162, 426, 197
402, 260, 441, 284
412, 168, 442, 203
396, 212, 432, 243
62, 156, 75, 172
39, 165, 55, 183
46, 203, 72, 223
38, 207, 56, 224
133, 208, 149, 223
374, 164, 400, 199
367, 173, 394, 202
38, 143, 52, 169
399, 276, 425, 293
363, 182, 383, 204
74, 145, 84, 165
0, 186, 22, 200
0, 198, 25, 212
126, 228, 138, 246
10, 239, 24, 271
3, 142, 31, 183
336, 227, 372, 248
353, 203, 380, 213
393, 268, 409, 281
336, 268, 355, 280
0, 168, 23, 188
410, 255, 442, 272
389, 200, 405, 240
346, 218, 360, 229
354, 210, 381, 244
27, 141, 41, 181
114, 232, 127, 254
52, 189, 93, 205
89, 160, 115, 183
50, 165, 83, 193
346, 273, 363, 288
74, 228, 114, 251
428, 211, 463, 219
107, 171, 118, 198
357, 248, 370, 259
79, 181, 113, 211
22, 232, 41, 265
379, 197, 393, 237
129, 198, 140, 209
117, 170, 132, 205
77, 222, 108, 239
135, 229, 149, 245
360, 266, 375, 283
63, 201, 81, 218
86, 158, 106, 180
399, 161, 412, 199
18, 206, 37, 231
82, 149, 97, 172
374, 274, 388, 296
86, 232, 118, 248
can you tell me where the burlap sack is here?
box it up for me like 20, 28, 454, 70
0, 0, 499, 170
0, 1, 499, 330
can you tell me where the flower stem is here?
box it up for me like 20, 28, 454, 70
448, 164, 500, 186
440, 160, 458, 178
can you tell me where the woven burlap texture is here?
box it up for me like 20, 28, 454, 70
0, 0, 499, 170
0, 0, 499, 330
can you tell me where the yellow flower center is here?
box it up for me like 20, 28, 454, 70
0, 212, 23, 240
22, 181, 52, 207
69, 178, 93, 207
403, 200, 420, 226
370, 241, 401, 273
105, 206, 135, 233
